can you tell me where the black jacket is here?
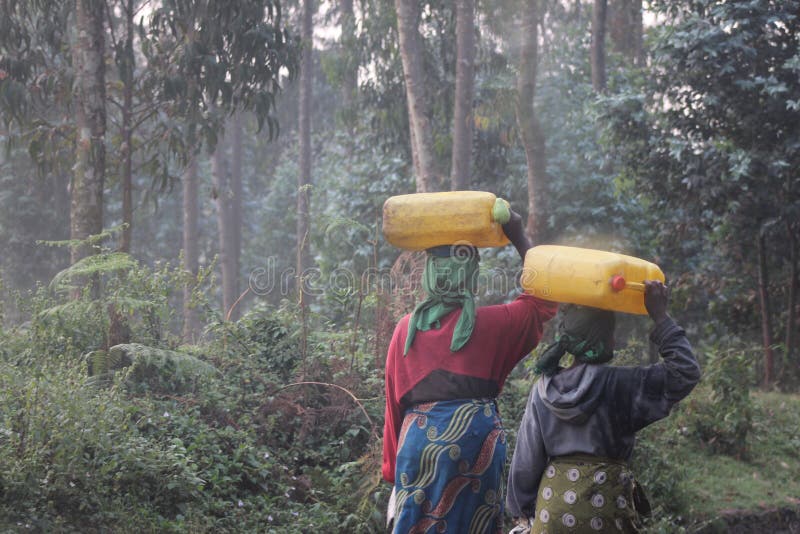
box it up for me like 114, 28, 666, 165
506, 317, 701, 518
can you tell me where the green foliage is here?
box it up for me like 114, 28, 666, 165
143, 0, 299, 153
634, 390, 800, 529
600, 0, 800, 352
3, 0, 800, 531
683, 346, 755, 457
106, 343, 218, 394
49, 252, 137, 293
0, 359, 204, 532
0, 261, 388, 531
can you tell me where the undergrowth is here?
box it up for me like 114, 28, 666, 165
0, 254, 795, 532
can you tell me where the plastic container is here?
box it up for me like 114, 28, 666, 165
382, 191, 511, 250
521, 245, 665, 315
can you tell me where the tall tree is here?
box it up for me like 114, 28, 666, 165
395, 0, 439, 192
786, 221, 798, 364
115, 0, 135, 253
210, 112, 244, 321
70, 0, 107, 265
297, 0, 314, 281
182, 153, 200, 339
608, 0, 642, 65
145, 0, 297, 338
339, 0, 358, 114
591, 0, 607, 92
516, 0, 546, 241
757, 223, 775, 386
229, 112, 243, 320
450, 0, 475, 190
211, 132, 237, 320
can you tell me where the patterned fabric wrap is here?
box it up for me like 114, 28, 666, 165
393, 399, 506, 534
528, 455, 642, 534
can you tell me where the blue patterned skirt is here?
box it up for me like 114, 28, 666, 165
392, 398, 507, 534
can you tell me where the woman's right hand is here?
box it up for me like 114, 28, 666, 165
644, 280, 670, 323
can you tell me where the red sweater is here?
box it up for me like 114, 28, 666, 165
382, 294, 557, 483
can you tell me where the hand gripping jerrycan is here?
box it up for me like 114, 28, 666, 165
382, 191, 511, 250
521, 245, 665, 315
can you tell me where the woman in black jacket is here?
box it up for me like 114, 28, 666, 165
506, 281, 701, 533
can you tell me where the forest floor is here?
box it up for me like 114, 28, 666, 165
667, 391, 800, 533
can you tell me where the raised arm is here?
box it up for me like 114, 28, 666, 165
502, 209, 531, 261
615, 280, 702, 432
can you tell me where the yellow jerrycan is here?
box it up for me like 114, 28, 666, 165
382, 191, 511, 250
521, 245, 665, 315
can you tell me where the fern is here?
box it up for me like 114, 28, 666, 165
49, 253, 137, 292
86, 348, 126, 376
38, 300, 100, 320
37, 224, 127, 249
109, 343, 218, 381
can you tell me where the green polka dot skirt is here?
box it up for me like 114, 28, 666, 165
529, 455, 643, 534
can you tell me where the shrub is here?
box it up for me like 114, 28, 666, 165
684, 346, 754, 457
0, 358, 204, 532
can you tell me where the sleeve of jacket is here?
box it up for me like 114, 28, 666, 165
506, 384, 547, 519
621, 317, 702, 432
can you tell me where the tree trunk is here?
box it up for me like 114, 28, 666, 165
119, 0, 135, 253
212, 136, 237, 320
229, 112, 243, 320
516, 0, 546, 243
298, 0, 313, 278
608, 0, 643, 66
182, 154, 200, 341
70, 0, 106, 266
757, 228, 775, 387
786, 221, 798, 364
395, 0, 439, 192
340, 0, 358, 112
591, 0, 608, 93
450, 0, 475, 191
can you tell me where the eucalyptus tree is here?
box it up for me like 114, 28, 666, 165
608, 0, 643, 65
394, 0, 440, 192
297, 0, 314, 282
450, 0, 475, 190
109, 0, 137, 253
515, 0, 546, 241
143, 0, 297, 338
339, 0, 358, 115
70, 0, 107, 266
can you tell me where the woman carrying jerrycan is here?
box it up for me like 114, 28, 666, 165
506, 284, 701, 533
381, 191, 701, 533
382, 198, 557, 534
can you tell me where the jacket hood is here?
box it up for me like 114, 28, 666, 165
536, 364, 604, 424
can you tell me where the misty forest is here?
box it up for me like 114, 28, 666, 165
0, 0, 799, 532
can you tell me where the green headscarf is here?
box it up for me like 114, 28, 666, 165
534, 304, 616, 376
403, 246, 480, 355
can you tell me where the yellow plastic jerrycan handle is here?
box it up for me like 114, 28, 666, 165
610, 275, 646, 292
